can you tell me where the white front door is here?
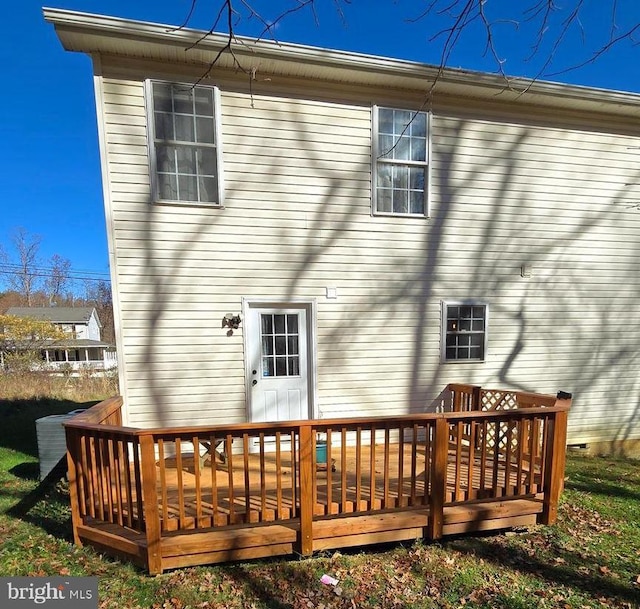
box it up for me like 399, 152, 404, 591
247, 306, 311, 422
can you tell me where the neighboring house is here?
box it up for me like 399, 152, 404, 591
6, 306, 117, 371
46, 9, 640, 455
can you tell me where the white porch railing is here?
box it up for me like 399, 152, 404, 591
44, 359, 117, 371
42, 348, 117, 371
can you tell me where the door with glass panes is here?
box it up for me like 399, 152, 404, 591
247, 307, 309, 422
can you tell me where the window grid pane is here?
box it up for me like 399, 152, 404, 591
376, 107, 428, 216
444, 304, 487, 362
260, 313, 301, 377
152, 82, 219, 204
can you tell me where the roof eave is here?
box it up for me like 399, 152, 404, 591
43, 7, 640, 118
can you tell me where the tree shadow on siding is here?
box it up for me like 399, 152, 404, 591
315, 111, 640, 448
129, 73, 640, 449
138, 204, 226, 426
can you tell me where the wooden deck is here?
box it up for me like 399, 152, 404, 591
64, 385, 571, 574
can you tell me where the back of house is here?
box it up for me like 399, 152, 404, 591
45, 9, 640, 455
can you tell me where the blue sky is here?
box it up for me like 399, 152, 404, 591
2, 0, 638, 292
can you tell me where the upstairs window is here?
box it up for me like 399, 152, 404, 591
146, 81, 223, 205
442, 302, 488, 362
373, 106, 429, 216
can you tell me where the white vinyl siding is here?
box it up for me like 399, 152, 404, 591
96, 61, 640, 450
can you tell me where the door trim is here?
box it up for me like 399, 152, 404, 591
242, 298, 318, 422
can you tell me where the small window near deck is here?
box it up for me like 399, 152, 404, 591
441, 302, 488, 362
146, 81, 223, 205
373, 106, 429, 216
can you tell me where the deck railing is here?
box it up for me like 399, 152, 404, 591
63, 397, 145, 544
64, 385, 570, 573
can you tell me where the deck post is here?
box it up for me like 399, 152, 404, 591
139, 434, 162, 575
472, 385, 482, 411
428, 417, 448, 540
298, 424, 314, 556
540, 403, 570, 525
64, 427, 83, 546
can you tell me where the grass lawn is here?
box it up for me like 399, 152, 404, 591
0, 393, 639, 608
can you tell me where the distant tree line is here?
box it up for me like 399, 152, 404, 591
0, 227, 115, 343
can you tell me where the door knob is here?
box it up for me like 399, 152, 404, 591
252, 379, 258, 386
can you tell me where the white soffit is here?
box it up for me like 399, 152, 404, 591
43, 7, 640, 119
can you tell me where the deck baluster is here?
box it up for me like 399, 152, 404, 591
356, 426, 362, 512
259, 433, 267, 521
242, 433, 252, 522
192, 435, 203, 527
369, 425, 377, 509
342, 428, 348, 512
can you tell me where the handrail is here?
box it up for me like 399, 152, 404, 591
63, 422, 140, 434
444, 405, 570, 422
63, 405, 570, 437
67, 395, 123, 425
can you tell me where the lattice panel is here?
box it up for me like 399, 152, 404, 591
478, 418, 544, 461
487, 421, 517, 452
481, 390, 518, 411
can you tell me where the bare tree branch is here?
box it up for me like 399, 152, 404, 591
168, 0, 199, 32
548, 21, 640, 77
177, 1, 639, 105
240, 0, 321, 41
178, 0, 334, 88
523, 1, 557, 61
1, 228, 42, 306
522, 0, 586, 89
45, 253, 72, 305
609, 0, 619, 41
477, 1, 509, 81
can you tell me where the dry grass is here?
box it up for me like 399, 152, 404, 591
1, 370, 119, 403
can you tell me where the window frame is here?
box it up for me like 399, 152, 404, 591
440, 301, 489, 363
144, 79, 225, 207
371, 105, 431, 218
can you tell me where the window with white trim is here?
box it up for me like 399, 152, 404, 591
146, 81, 223, 205
373, 106, 429, 216
442, 302, 488, 362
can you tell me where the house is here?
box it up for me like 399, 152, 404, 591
6, 306, 116, 371
45, 9, 640, 456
